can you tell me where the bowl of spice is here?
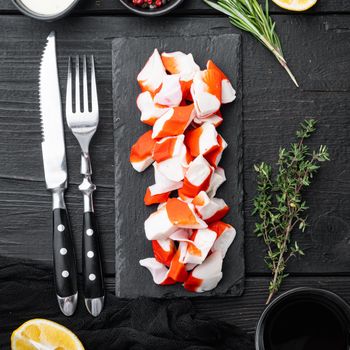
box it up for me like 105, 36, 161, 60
12, 0, 80, 21
119, 0, 184, 16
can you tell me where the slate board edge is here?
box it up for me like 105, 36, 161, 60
112, 34, 244, 298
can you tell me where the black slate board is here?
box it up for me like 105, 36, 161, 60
112, 34, 243, 298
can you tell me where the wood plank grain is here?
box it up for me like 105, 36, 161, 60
3, 0, 350, 14
103, 276, 350, 333
0, 15, 349, 276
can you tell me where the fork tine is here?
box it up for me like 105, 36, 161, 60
83, 55, 89, 113
66, 57, 73, 116
90, 55, 98, 113
75, 55, 80, 113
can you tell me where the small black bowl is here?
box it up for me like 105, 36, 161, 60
12, 0, 80, 21
255, 287, 350, 350
119, 0, 184, 16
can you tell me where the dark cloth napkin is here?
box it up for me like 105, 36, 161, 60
0, 257, 254, 350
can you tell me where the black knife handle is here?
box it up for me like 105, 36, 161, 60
83, 211, 104, 299
53, 208, 78, 298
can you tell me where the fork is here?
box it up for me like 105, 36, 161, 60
66, 55, 104, 317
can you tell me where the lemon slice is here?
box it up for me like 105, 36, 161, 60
272, 0, 317, 11
11, 319, 84, 350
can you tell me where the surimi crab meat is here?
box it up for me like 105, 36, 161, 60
209, 221, 236, 258
185, 122, 219, 158
184, 252, 223, 293
193, 191, 230, 223
194, 111, 223, 128
137, 91, 169, 126
139, 258, 175, 285
207, 167, 226, 198
132, 50, 237, 292
137, 49, 166, 95
191, 70, 222, 118
154, 74, 183, 107
152, 239, 176, 267
129, 130, 156, 172
161, 52, 200, 82
167, 242, 189, 282
170, 228, 217, 265
153, 135, 185, 163
152, 104, 196, 139
183, 229, 217, 265
178, 155, 213, 199
154, 143, 188, 182
144, 206, 178, 241
207, 60, 236, 104
205, 134, 227, 168
166, 198, 207, 229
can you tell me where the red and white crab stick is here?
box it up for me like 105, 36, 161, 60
130, 49, 237, 293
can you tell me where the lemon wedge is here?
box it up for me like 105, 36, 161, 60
11, 319, 84, 350
272, 0, 317, 11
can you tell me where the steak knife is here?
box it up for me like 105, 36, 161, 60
39, 31, 78, 316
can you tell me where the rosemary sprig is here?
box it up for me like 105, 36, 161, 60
204, 0, 299, 87
253, 119, 330, 304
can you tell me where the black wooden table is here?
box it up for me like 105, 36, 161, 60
0, 0, 349, 335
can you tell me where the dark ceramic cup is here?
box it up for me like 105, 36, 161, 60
255, 287, 350, 350
119, 0, 184, 16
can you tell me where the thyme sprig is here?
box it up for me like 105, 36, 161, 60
253, 119, 330, 304
203, 0, 299, 87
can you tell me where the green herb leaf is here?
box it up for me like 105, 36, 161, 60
204, 0, 299, 87
252, 119, 330, 304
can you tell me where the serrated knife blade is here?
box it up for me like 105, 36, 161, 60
40, 31, 67, 190
39, 31, 78, 317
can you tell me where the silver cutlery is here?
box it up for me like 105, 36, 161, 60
66, 55, 105, 317
39, 31, 78, 316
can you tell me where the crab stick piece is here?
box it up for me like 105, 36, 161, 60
137, 49, 166, 95
152, 104, 196, 139
185, 122, 219, 158
153, 135, 184, 163
169, 228, 191, 242
184, 251, 223, 293
152, 239, 176, 267
194, 111, 223, 128
144, 171, 183, 205
193, 191, 230, 223
137, 91, 169, 126
139, 258, 175, 285
205, 134, 227, 168
144, 164, 183, 205
130, 130, 156, 172
144, 206, 177, 240
144, 188, 171, 206
207, 167, 226, 198
154, 143, 188, 182
161, 52, 200, 82
183, 228, 217, 265
167, 242, 188, 282
178, 155, 213, 199
154, 74, 183, 107
209, 221, 236, 258
166, 198, 207, 229
191, 70, 222, 118
153, 162, 184, 190
207, 60, 236, 104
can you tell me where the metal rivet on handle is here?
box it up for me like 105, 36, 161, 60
60, 248, 67, 255
62, 270, 69, 278
86, 229, 94, 236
